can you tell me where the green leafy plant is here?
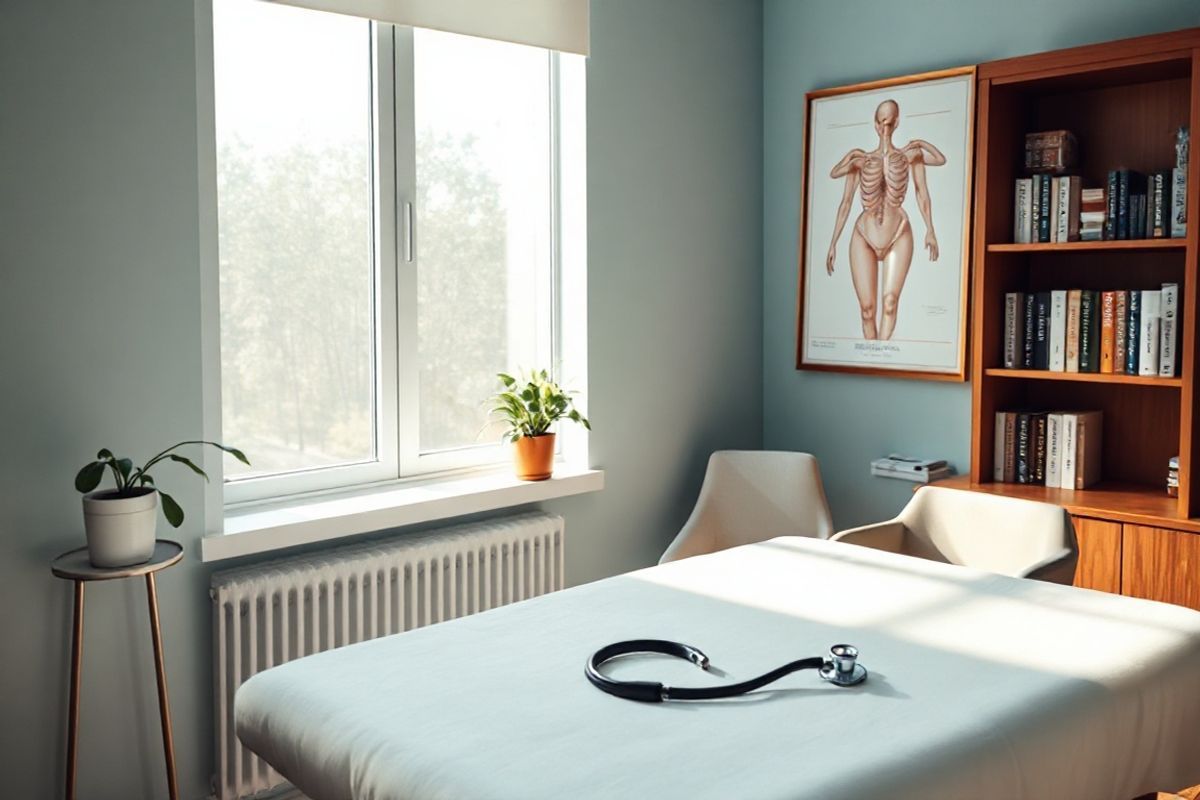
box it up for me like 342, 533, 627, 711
489, 370, 590, 443
74, 441, 249, 528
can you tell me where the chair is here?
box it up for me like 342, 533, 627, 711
830, 486, 1078, 585
659, 451, 834, 564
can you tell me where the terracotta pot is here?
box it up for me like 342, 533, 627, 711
512, 433, 556, 481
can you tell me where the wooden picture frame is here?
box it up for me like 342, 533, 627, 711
796, 66, 976, 381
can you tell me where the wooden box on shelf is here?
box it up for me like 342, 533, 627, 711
952, 28, 1200, 610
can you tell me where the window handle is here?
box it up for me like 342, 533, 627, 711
403, 201, 415, 263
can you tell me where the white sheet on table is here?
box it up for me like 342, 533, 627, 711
236, 536, 1200, 800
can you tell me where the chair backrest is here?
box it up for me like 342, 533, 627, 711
689, 450, 833, 551
898, 486, 1077, 579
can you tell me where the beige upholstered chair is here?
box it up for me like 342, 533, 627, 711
831, 486, 1078, 585
659, 451, 834, 564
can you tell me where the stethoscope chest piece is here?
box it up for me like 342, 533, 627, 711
818, 644, 868, 687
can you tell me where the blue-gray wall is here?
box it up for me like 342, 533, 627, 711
763, 0, 1200, 529
0, 0, 762, 797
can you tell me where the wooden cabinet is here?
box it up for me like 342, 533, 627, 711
1121, 524, 1200, 610
1070, 516, 1121, 594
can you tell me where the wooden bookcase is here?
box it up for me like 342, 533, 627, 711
945, 28, 1200, 610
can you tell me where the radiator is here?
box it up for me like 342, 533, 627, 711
210, 511, 565, 800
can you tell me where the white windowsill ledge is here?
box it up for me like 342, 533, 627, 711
200, 465, 604, 563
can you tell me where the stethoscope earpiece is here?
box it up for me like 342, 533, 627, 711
586, 640, 867, 702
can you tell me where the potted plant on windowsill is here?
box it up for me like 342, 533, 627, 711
489, 371, 589, 481
74, 441, 249, 567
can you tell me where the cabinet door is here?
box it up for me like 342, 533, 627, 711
1121, 525, 1200, 610
1070, 516, 1121, 594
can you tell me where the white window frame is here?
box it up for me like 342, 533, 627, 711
199, 1, 588, 511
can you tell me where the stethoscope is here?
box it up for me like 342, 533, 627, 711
586, 640, 867, 703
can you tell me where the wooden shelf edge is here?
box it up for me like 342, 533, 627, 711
933, 476, 1199, 533
987, 239, 1186, 253
983, 368, 1182, 387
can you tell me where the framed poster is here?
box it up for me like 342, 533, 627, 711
796, 67, 975, 380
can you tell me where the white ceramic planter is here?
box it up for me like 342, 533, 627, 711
82, 488, 158, 568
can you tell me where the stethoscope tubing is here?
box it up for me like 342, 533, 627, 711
586, 639, 831, 703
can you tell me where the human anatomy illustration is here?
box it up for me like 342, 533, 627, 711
824, 100, 946, 340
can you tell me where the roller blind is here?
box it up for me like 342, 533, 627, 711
261, 0, 590, 55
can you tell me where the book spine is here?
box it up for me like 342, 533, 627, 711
1033, 414, 1047, 485
1038, 174, 1052, 242
1049, 290, 1066, 372
1126, 289, 1141, 374
994, 412, 1007, 481
1055, 177, 1070, 242
1003, 413, 1017, 483
1033, 292, 1051, 370
1004, 293, 1019, 368
1100, 291, 1116, 373
1153, 172, 1166, 237
1068, 176, 1081, 241
1045, 414, 1062, 489
1114, 290, 1128, 374
1117, 170, 1130, 240
1049, 176, 1061, 242
1105, 170, 1118, 240
1066, 289, 1082, 373
1031, 175, 1042, 242
1172, 166, 1187, 238
1160, 282, 1178, 378
1139, 290, 1161, 376
1061, 414, 1077, 490
1078, 290, 1097, 373
1016, 413, 1031, 484
1022, 293, 1036, 369
1075, 412, 1104, 490
1014, 179, 1033, 243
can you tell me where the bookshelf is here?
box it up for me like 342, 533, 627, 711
955, 28, 1200, 610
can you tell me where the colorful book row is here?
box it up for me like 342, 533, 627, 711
1002, 285, 1178, 377
993, 411, 1102, 490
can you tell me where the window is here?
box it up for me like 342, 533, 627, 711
212, 0, 582, 503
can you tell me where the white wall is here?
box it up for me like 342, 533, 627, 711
0, 0, 763, 796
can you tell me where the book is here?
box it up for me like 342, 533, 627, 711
1126, 289, 1141, 375
1033, 292, 1051, 370
1160, 282, 1178, 378
1130, 193, 1146, 239
1073, 411, 1103, 490
1099, 291, 1116, 373
1022, 293, 1036, 369
1049, 290, 1067, 372
1117, 170, 1130, 239
1032, 413, 1048, 484
994, 412, 1008, 481
1138, 289, 1161, 376
1065, 289, 1082, 373
1003, 412, 1017, 483
1045, 413, 1063, 489
1031, 174, 1043, 243
1152, 171, 1168, 237
1081, 186, 1106, 241
1004, 292, 1025, 368
1014, 178, 1033, 243
1078, 290, 1099, 373
1172, 166, 1187, 239
1105, 170, 1119, 241
1055, 175, 1081, 242
1025, 130, 1077, 173
1114, 291, 1128, 375
1038, 174, 1053, 243
1061, 413, 1078, 489
1049, 177, 1061, 242
1016, 413, 1032, 484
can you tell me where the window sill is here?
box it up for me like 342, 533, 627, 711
200, 465, 604, 562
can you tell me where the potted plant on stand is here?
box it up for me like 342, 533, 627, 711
74, 440, 249, 567
489, 370, 589, 481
